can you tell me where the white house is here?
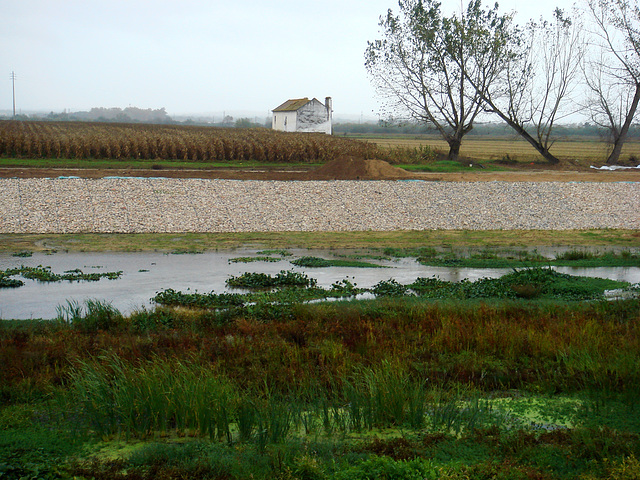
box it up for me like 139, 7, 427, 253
272, 97, 332, 134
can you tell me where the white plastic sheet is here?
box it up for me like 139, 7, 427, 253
590, 165, 640, 170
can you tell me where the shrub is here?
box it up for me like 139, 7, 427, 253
333, 456, 438, 480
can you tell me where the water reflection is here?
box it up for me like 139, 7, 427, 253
1, 250, 638, 320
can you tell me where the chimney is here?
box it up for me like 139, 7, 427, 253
325, 97, 333, 134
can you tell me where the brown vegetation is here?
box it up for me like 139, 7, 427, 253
0, 120, 378, 163
2, 299, 639, 401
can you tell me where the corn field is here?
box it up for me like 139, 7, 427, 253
0, 120, 380, 163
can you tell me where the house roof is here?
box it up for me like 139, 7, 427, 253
272, 98, 311, 112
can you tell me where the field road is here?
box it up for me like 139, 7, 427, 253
0, 177, 638, 233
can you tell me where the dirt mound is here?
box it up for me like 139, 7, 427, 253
310, 156, 413, 180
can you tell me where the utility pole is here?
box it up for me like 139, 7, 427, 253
10, 71, 16, 119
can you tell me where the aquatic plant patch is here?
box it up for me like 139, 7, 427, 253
291, 256, 385, 268
226, 270, 317, 289
256, 249, 292, 256
0, 274, 23, 288
153, 289, 246, 309
169, 249, 203, 255
414, 249, 640, 268
228, 256, 282, 263
0, 265, 122, 288
373, 268, 631, 301
151, 268, 633, 314
553, 249, 640, 267
153, 283, 361, 313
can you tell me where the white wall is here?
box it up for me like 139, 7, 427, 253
296, 98, 331, 134
272, 111, 297, 132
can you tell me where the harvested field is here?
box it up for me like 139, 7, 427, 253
366, 135, 640, 164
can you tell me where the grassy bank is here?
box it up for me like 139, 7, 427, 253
0, 229, 638, 253
1, 294, 639, 479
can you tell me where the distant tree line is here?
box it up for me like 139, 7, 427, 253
365, 0, 640, 164
45, 107, 173, 124
334, 120, 640, 138
1, 109, 271, 129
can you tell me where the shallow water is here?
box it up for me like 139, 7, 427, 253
1, 249, 638, 320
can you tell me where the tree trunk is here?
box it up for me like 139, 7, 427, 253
447, 138, 462, 161
491, 110, 560, 165
607, 82, 640, 165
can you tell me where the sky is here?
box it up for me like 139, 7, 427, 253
2, 0, 567, 120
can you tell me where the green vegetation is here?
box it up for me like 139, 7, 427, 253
1, 231, 639, 478
402, 160, 506, 172
383, 246, 640, 268
1, 230, 638, 254
229, 250, 294, 263
226, 270, 317, 289
152, 268, 631, 311
291, 256, 384, 268
0, 156, 324, 170
0, 265, 122, 288
1, 288, 639, 479
229, 256, 282, 263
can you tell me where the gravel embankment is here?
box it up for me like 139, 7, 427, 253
0, 177, 638, 233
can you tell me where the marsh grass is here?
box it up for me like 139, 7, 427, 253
411, 248, 640, 268
2, 230, 638, 254
65, 355, 509, 447
0, 268, 640, 480
56, 299, 123, 333
291, 256, 384, 268
70, 356, 238, 441
3, 287, 640, 479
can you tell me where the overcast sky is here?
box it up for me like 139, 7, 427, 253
2, 0, 568, 119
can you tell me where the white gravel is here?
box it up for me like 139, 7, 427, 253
0, 177, 638, 233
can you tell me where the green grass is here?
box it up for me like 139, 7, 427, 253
401, 160, 506, 172
0, 230, 638, 253
0, 157, 322, 171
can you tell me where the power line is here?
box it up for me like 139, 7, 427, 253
10, 71, 16, 119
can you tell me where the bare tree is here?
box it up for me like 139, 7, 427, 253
464, 8, 585, 164
584, 0, 640, 164
365, 0, 514, 161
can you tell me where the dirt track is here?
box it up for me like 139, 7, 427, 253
1, 167, 639, 183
